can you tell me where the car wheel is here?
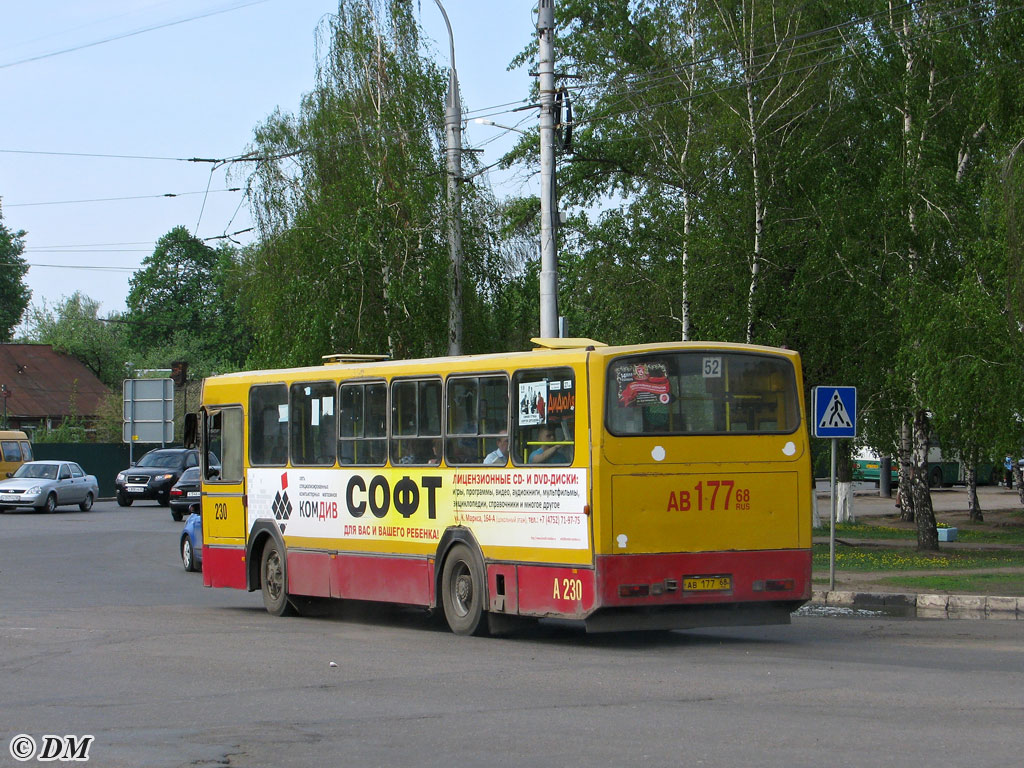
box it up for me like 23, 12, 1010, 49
116, 491, 133, 507
79, 492, 94, 512
41, 493, 57, 514
171, 508, 183, 522
441, 542, 488, 636
260, 539, 295, 616
157, 493, 170, 507
181, 537, 197, 572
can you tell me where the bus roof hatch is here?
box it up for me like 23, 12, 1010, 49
530, 337, 607, 350
322, 353, 392, 364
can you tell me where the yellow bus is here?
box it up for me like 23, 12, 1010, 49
192, 339, 812, 634
0, 430, 33, 478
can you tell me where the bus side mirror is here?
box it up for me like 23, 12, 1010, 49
183, 413, 197, 448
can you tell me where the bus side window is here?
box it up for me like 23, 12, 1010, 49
250, 385, 288, 466
290, 381, 336, 467
446, 374, 509, 465
390, 378, 441, 466
510, 368, 575, 466
339, 381, 387, 466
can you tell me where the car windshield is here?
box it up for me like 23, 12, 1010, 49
14, 463, 58, 480
136, 451, 186, 468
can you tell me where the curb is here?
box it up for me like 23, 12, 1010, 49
810, 589, 1022, 619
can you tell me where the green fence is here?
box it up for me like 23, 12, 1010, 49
32, 443, 179, 498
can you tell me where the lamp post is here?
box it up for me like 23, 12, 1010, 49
537, 0, 558, 339
433, 0, 463, 356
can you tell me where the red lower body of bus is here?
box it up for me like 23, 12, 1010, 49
203, 542, 810, 632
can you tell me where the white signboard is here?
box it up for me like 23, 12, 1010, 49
123, 378, 174, 443
247, 466, 589, 550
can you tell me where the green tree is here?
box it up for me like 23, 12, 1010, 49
125, 226, 251, 371
243, 0, 483, 366
20, 292, 130, 390
0, 210, 31, 341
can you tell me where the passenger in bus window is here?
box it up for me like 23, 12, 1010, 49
530, 424, 570, 464
484, 433, 509, 466
426, 439, 442, 465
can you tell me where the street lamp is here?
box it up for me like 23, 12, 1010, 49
474, 118, 527, 135
433, 0, 463, 357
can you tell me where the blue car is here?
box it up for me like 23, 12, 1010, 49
180, 509, 202, 572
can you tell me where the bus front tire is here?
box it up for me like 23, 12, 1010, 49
260, 540, 295, 617
441, 543, 488, 636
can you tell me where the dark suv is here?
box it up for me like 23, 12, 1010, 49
115, 448, 217, 507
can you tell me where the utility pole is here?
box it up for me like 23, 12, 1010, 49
537, 0, 558, 339
433, 0, 464, 356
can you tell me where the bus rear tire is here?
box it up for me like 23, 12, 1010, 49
928, 466, 943, 488
260, 539, 295, 617
441, 543, 488, 636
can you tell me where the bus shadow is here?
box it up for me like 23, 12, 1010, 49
221, 599, 796, 647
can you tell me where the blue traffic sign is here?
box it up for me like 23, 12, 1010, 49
812, 386, 856, 438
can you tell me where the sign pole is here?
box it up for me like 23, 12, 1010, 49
812, 385, 856, 594
830, 437, 837, 591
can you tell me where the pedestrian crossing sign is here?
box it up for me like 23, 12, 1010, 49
812, 386, 856, 438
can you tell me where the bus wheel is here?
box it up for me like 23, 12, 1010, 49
260, 540, 295, 616
928, 466, 943, 488
441, 543, 488, 636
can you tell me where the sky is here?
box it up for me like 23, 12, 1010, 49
0, 0, 541, 324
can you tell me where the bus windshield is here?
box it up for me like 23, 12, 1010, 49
606, 351, 800, 436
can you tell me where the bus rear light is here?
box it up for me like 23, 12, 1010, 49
753, 579, 795, 592
619, 584, 650, 598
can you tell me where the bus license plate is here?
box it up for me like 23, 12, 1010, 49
683, 575, 732, 592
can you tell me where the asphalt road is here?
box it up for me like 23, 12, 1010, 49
2, 500, 1023, 768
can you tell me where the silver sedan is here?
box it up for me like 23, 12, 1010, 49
0, 460, 99, 513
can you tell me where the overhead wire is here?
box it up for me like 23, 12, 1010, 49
3, 188, 242, 207
0, 0, 273, 70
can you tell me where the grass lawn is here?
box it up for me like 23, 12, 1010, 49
814, 521, 1024, 546
811, 543, 1024, 571
876, 573, 1024, 596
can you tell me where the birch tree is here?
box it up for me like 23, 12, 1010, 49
243, 0, 466, 366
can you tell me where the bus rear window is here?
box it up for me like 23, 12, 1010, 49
606, 352, 800, 436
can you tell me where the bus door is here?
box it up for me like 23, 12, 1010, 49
202, 406, 247, 544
